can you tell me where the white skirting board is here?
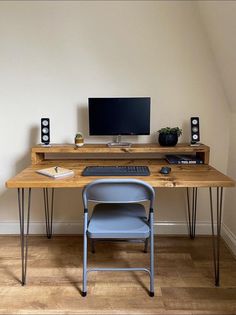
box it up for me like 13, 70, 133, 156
0, 221, 235, 256
221, 224, 236, 257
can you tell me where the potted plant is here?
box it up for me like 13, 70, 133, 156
158, 127, 182, 146
75, 132, 84, 147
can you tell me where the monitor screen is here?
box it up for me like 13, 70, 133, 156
88, 97, 150, 135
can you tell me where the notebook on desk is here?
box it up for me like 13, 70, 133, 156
36, 166, 74, 179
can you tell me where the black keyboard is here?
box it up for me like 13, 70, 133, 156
82, 166, 150, 176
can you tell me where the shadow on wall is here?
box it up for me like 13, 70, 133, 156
15, 125, 39, 174
77, 105, 89, 138
150, 132, 157, 143
0, 125, 40, 221
182, 119, 190, 143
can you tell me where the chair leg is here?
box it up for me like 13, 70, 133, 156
82, 212, 88, 297
149, 212, 154, 297
91, 239, 96, 254
144, 238, 149, 253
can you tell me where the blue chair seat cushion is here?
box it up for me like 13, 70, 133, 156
87, 203, 150, 239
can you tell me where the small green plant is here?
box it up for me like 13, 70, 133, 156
75, 132, 83, 138
158, 127, 182, 137
75, 132, 84, 147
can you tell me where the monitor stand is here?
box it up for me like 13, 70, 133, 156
107, 135, 131, 148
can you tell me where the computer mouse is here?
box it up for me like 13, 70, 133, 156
160, 166, 171, 175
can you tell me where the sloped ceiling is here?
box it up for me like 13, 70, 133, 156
198, 1, 236, 112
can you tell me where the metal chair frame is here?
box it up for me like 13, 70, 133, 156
82, 179, 155, 297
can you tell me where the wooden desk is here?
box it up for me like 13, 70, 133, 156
5, 144, 235, 287
6, 159, 234, 188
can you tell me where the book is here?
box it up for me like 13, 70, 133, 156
165, 154, 203, 165
36, 166, 74, 178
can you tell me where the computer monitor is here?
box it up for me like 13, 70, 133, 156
88, 97, 150, 147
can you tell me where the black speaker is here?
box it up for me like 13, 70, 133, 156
190, 117, 200, 145
41, 118, 50, 145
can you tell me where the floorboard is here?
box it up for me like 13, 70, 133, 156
0, 236, 236, 315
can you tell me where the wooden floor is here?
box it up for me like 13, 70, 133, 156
0, 236, 236, 315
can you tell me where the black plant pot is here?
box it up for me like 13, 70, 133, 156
158, 133, 178, 146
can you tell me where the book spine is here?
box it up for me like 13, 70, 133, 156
177, 160, 203, 164
165, 155, 203, 165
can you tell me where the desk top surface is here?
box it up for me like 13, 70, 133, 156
6, 159, 235, 189
32, 143, 210, 153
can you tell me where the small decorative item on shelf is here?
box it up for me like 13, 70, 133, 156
75, 132, 84, 147
158, 127, 182, 147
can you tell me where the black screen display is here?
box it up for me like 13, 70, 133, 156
89, 97, 150, 135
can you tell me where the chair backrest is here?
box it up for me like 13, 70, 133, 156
82, 179, 155, 209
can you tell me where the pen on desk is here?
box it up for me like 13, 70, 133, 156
55, 166, 58, 173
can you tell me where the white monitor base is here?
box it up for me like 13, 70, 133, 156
107, 142, 131, 148
107, 135, 131, 148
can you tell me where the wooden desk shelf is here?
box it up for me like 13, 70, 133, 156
31, 143, 210, 165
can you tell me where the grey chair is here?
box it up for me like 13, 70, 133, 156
82, 179, 155, 297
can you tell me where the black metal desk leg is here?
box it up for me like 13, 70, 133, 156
186, 188, 198, 239
209, 187, 223, 286
18, 188, 31, 286
43, 188, 54, 239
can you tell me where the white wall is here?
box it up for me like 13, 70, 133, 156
198, 1, 236, 254
197, 1, 236, 112
224, 113, 236, 255
0, 1, 231, 234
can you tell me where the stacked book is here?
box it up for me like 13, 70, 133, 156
165, 154, 203, 165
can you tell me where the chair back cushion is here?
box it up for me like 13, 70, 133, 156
83, 179, 155, 208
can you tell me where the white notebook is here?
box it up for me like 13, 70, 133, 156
36, 166, 74, 179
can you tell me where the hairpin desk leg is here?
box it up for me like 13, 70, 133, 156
43, 188, 54, 239
18, 188, 31, 286
186, 188, 198, 239
209, 187, 223, 286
